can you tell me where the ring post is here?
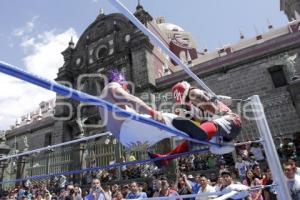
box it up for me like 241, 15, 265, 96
250, 95, 291, 200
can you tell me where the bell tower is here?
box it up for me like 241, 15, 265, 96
52, 8, 160, 181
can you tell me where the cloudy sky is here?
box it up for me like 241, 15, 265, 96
0, 0, 288, 130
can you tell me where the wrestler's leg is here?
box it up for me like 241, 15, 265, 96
172, 117, 217, 141
148, 140, 189, 167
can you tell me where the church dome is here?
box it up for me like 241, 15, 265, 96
158, 23, 184, 32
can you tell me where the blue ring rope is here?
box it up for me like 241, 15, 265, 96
0, 61, 219, 147
0, 148, 209, 184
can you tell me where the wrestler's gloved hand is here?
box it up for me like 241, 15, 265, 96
149, 110, 165, 124
211, 95, 233, 106
175, 108, 193, 119
214, 117, 232, 134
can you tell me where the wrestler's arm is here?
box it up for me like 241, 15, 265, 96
108, 84, 155, 115
188, 89, 218, 114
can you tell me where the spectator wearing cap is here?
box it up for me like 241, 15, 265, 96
121, 185, 130, 198
196, 175, 216, 200
187, 174, 196, 188
186, 174, 197, 200
153, 178, 180, 199
126, 182, 147, 199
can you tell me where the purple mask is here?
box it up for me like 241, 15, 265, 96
107, 69, 126, 84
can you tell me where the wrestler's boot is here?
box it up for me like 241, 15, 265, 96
198, 121, 218, 140
148, 140, 189, 167
172, 117, 217, 141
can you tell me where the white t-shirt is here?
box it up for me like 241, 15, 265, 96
250, 147, 264, 161
221, 184, 249, 200
235, 161, 249, 177
196, 184, 216, 200
286, 174, 300, 200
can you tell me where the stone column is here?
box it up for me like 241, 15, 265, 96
130, 34, 155, 90
288, 80, 300, 117
15, 155, 29, 186
0, 161, 8, 191
0, 133, 11, 189
68, 137, 86, 184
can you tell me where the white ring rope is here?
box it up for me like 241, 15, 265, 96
123, 184, 275, 200
108, 0, 216, 97
234, 139, 263, 147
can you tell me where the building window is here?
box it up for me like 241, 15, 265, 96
44, 133, 52, 146
268, 65, 288, 88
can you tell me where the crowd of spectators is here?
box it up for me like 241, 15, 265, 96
1, 135, 300, 200
0, 166, 283, 200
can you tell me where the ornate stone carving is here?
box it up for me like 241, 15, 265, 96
0, 131, 6, 143
23, 135, 29, 151
282, 53, 299, 81
134, 1, 153, 26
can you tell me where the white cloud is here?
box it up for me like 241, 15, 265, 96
21, 38, 35, 48
13, 16, 39, 37
0, 28, 78, 130
0, 74, 54, 129
23, 28, 78, 79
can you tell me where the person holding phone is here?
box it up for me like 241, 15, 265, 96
84, 178, 111, 200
